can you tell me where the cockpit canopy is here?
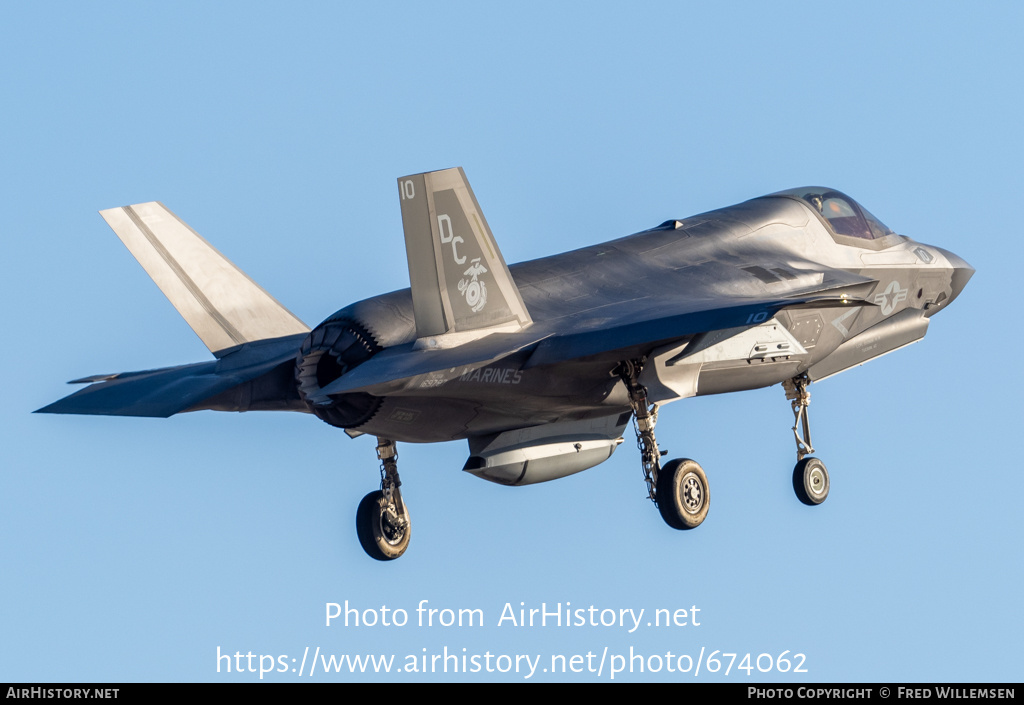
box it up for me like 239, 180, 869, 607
771, 187, 895, 241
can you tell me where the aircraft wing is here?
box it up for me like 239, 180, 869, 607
315, 271, 877, 395
524, 288, 875, 369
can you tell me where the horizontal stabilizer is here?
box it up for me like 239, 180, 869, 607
38, 360, 225, 417
318, 330, 551, 396
100, 202, 309, 354
36, 335, 305, 417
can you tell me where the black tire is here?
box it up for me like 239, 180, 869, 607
356, 490, 411, 561
793, 457, 829, 506
657, 458, 710, 530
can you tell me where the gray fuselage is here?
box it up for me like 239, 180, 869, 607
323, 192, 970, 443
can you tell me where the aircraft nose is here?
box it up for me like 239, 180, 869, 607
932, 247, 974, 311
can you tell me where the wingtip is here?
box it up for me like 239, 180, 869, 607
67, 373, 119, 384
99, 202, 162, 218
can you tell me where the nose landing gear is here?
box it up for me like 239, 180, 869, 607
783, 374, 830, 506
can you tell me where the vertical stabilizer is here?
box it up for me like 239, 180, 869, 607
99, 202, 309, 354
397, 168, 531, 341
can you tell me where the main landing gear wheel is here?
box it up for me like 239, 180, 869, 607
657, 458, 710, 530
617, 358, 711, 531
356, 437, 410, 561
356, 490, 411, 561
793, 457, 829, 506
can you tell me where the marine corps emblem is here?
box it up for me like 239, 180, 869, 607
459, 258, 489, 312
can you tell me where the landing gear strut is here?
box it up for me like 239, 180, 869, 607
356, 437, 411, 560
618, 359, 709, 530
783, 374, 829, 505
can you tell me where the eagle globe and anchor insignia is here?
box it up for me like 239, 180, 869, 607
459, 258, 488, 313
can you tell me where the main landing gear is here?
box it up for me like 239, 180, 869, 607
618, 359, 710, 530
356, 437, 411, 561
783, 373, 830, 506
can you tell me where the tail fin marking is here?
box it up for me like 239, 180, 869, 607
397, 168, 531, 341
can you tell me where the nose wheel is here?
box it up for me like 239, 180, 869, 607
793, 457, 829, 505
783, 374, 830, 506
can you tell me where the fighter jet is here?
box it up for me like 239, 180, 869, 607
38, 168, 974, 560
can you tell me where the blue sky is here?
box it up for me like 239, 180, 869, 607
2, 1, 1021, 682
